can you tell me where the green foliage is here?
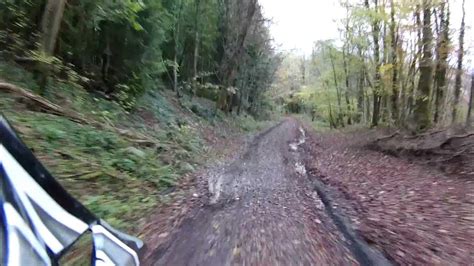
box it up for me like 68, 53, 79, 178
79, 130, 121, 150
0, 0, 42, 54
83, 192, 157, 228
137, 90, 181, 124
235, 115, 259, 132
111, 158, 136, 173
1, 52, 275, 236
35, 124, 67, 142
90, 0, 145, 30
0, 61, 39, 90
0, 75, 210, 231
1, 0, 277, 117
2, 108, 184, 230
0, 1, 279, 256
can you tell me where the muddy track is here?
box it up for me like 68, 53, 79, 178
149, 118, 389, 265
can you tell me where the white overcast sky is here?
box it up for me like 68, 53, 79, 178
259, 0, 344, 55
260, 0, 473, 68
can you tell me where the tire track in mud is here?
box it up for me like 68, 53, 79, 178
290, 124, 390, 265
150, 118, 389, 266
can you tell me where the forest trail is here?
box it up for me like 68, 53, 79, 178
148, 118, 388, 265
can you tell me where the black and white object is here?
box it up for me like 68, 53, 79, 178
0, 115, 143, 265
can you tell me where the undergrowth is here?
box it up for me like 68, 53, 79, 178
294, 114, 331, 132
0, 61, 270, 234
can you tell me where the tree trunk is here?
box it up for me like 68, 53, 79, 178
399, 46, 407, 122
237, 66, 247, 115
193, 0, 201, 80
173, 53, 179, 97
101, 33, 111, 86
404, 5, 423, 124
433, 1, 449, 124
173, 0, 184, 98
217, 0, 258, 111
365, 0, 382, 127
342, 44, 352, 125
452, 0, 465, 123
390, 0, 399, 124
466, 71, 474, 126
365, 89, 371, 123
325, 81, 336, 128
381, 6, 390, 124
355, 45, 365, 123
40, 0, 67, 55
37, 0, 66, 95
356, 68, 365, 123
329, 48, 344, 126
414, 0, 434, 131
301, 56, 306, 85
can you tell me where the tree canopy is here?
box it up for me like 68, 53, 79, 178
0, 0, 278, 116
275, 0, 472, 131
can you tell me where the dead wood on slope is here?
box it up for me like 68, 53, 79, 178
0, 81, 157, 146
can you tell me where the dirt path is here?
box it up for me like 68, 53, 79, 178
147, 119, 388, 265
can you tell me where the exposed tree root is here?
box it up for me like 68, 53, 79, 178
371, 129, 474, 177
